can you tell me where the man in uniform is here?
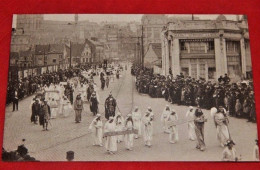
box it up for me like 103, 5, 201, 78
105, 93, 117, 120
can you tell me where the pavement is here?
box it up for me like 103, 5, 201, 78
3, 64, 258, 161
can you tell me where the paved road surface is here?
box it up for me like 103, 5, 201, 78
3, 65, 258, 161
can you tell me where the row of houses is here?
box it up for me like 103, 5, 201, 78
9, 38, 106, 81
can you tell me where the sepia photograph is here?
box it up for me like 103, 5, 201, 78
2, 14, 259, 161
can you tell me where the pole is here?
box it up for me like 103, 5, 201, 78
141, 25, 144, 67
70, 41, 72, 68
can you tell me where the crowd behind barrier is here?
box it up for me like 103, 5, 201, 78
131, 65, 256, 122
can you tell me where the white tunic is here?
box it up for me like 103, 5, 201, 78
132, 110, 142, 136
89, 118, 103, 146
186, 110, 196, 140
104, 121, 117, 152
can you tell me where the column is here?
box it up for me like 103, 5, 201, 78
171, 39, 180, 77
161, 33, 166, 75
165, 38, 170, 75
214, 38, 227, 80
240, 38, 247, 77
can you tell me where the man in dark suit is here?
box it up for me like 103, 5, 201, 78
12, 89, 19, 112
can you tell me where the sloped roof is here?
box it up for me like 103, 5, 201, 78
49, 44, 64, 53
71, 43, 85, 57
35, 45, 50, 55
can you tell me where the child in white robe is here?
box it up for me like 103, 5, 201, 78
49, 98, 58, 119
104, 117, 117, 154
89, 114, 103, 146
132, 106, 142, 139
186, 106, 196, 141
142, 111, 153, 147
161, 105, 171, 133
125, 114, 134, 150
168, 110, 179, 144
115, 112, 125, 143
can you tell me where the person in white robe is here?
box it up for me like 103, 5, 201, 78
168, 110, 179, 144
186, 106, 196, 141
89, 114, 103, 146
222, 140, 238, 161
104, 117, 117, 154
142, 111, 153, 147
125, 114, 134, 150
214, 106, 230, 147
49, 98, 58, 119
132, 106, 142, 139
115, 112, 125, 143
253, 139, 259, 161
60, 96, 72, 117
161, 105, 171, 133
53, 85, 60, 101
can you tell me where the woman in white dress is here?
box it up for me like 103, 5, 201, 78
132, 106, 142, 139
115, 112, 125, 143
49, 98, 58, 119
186, 106, 196, 141
168, 110, 179, 144
125, 114, 134, 151
214, 106, 230, 147
161, 105, 171, 133
60, 96, 72, 117
89, 114, 103, 146
104, 117, 117, 154
142, 111, 153, 147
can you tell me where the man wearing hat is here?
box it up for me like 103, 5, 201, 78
222, 140, 238, 161
90, 91, 99, 116
39, 100, 51, 131
31, 98, 40, 124
89, 114, 103, 146
74, 94, 83, 123
104, 116, 117, 154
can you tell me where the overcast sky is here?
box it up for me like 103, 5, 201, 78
12, 14, 240, 28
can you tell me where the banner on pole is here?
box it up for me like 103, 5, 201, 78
103, 129, 138, 137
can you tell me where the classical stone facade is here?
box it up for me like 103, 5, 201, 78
161, 15, 251, 82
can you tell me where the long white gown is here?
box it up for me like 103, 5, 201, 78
186, 110, 196, 140
49, 100, 58, 119
161, 108, 171, 133
132, 110, 142, 138
214, 113, 230, 147
104, 121, 117, 152
115, 115, 125, 142
89, 118, 103, 146
60, 98, 72, 117
125, 120, 134, 150
142, 114, 153, 146
168, 113, 179, 143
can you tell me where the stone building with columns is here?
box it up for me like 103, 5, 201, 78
161, 15, 251, 82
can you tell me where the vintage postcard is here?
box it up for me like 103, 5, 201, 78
2, 14, 258, 161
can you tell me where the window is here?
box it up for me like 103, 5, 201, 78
207, 41, 214, 51
226, 41, 240, 53
53, 59, 56, 63
189, 42, 206, 53
180, 42, 187, 51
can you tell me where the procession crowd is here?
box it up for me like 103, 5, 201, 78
3, 62, 259, 162
132, 65, 256, 123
